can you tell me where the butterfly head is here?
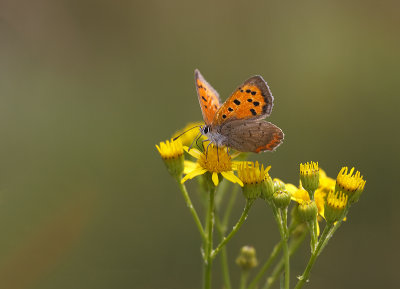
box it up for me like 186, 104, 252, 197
201, 125, 210, 136
200, 125, 227, 147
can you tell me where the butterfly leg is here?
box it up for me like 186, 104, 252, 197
199, 139, 210, 151
205, 141, 212, 159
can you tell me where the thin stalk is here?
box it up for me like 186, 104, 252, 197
177, 180, 206, 242
203, 188, 216, 289
240, 271, 249, 289
277, 208, 290, 289
247, 222, 298, 289
294, 223, 334, 289
263, 228, 307, 289
215, 212, 232, 289
210, 198, 255, 260
306, 221, 317, 253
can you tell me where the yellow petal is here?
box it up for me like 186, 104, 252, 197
221, 171, 244, 187
291, 188, 310, 203
183, 146, 202, 159
183, 160, 197, 174
212, 172, 219, 186
181, 167, 207, 184
285, 183, 298, 196
232, 161, 252, 170
314, 189, 326, 215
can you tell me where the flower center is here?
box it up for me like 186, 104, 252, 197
198, 146, 232, 173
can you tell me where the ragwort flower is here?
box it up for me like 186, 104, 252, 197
156, 139, 184, 178
181, 145, 243, 187
336, 167, 366, 203
173, 121, 205, 147
237, 161, 270, 199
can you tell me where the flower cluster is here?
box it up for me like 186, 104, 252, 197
156, 122, 367, 289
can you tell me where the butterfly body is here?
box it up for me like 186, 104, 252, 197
195, 69, 284, 153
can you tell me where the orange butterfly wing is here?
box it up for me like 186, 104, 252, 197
213, 76, 273, 126
195, 69, 221, 125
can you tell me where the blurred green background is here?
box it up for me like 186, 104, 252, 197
0, 0, 399, 288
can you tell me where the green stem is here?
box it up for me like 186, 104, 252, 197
177, 180, 206, 242
240, 271, 249, 289
307, 220, 317, 253
277, 208, 290, 289
247, 222, 298, 289
320, 208, 348, 252
203, 188, 215, 289
263, 228, 307, 289
294, 223, 334, 289
210, 198, 255, 260
215, 212, 232, 289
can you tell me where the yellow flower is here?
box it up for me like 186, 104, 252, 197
181, 145, 243, 187
237, 161, 271, 199
237, 161, 270, 184
300, 161, 320, 195
173, 121, 205, 147
324, 191, 348, 224
156, 139, 183, 159
336, 167, 366, 203
156, 139, 184, 178
291, 168, 335, 219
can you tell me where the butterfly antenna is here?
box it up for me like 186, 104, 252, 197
188, 131, 202, 152
173, 125, 203, 141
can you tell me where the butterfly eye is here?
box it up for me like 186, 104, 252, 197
204, 126, 209, 134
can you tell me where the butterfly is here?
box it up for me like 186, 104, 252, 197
194, 69, 284, 153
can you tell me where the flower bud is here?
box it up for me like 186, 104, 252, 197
236, 246, 258, 271
272, 190, 291, 209
298, 200, 318, 222
273, 178, 286, 193
261, 175, 275, 200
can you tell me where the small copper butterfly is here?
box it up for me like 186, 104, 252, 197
194, 69, 284, 153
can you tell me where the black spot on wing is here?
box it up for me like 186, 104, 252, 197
234, 99, 241, 105
253, 101, 260, 106
250, 109, 257, 115
202, 96, 207, 102
247, 99, 252, 102
228, 107, 233, 111
251, 91, 256, 95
